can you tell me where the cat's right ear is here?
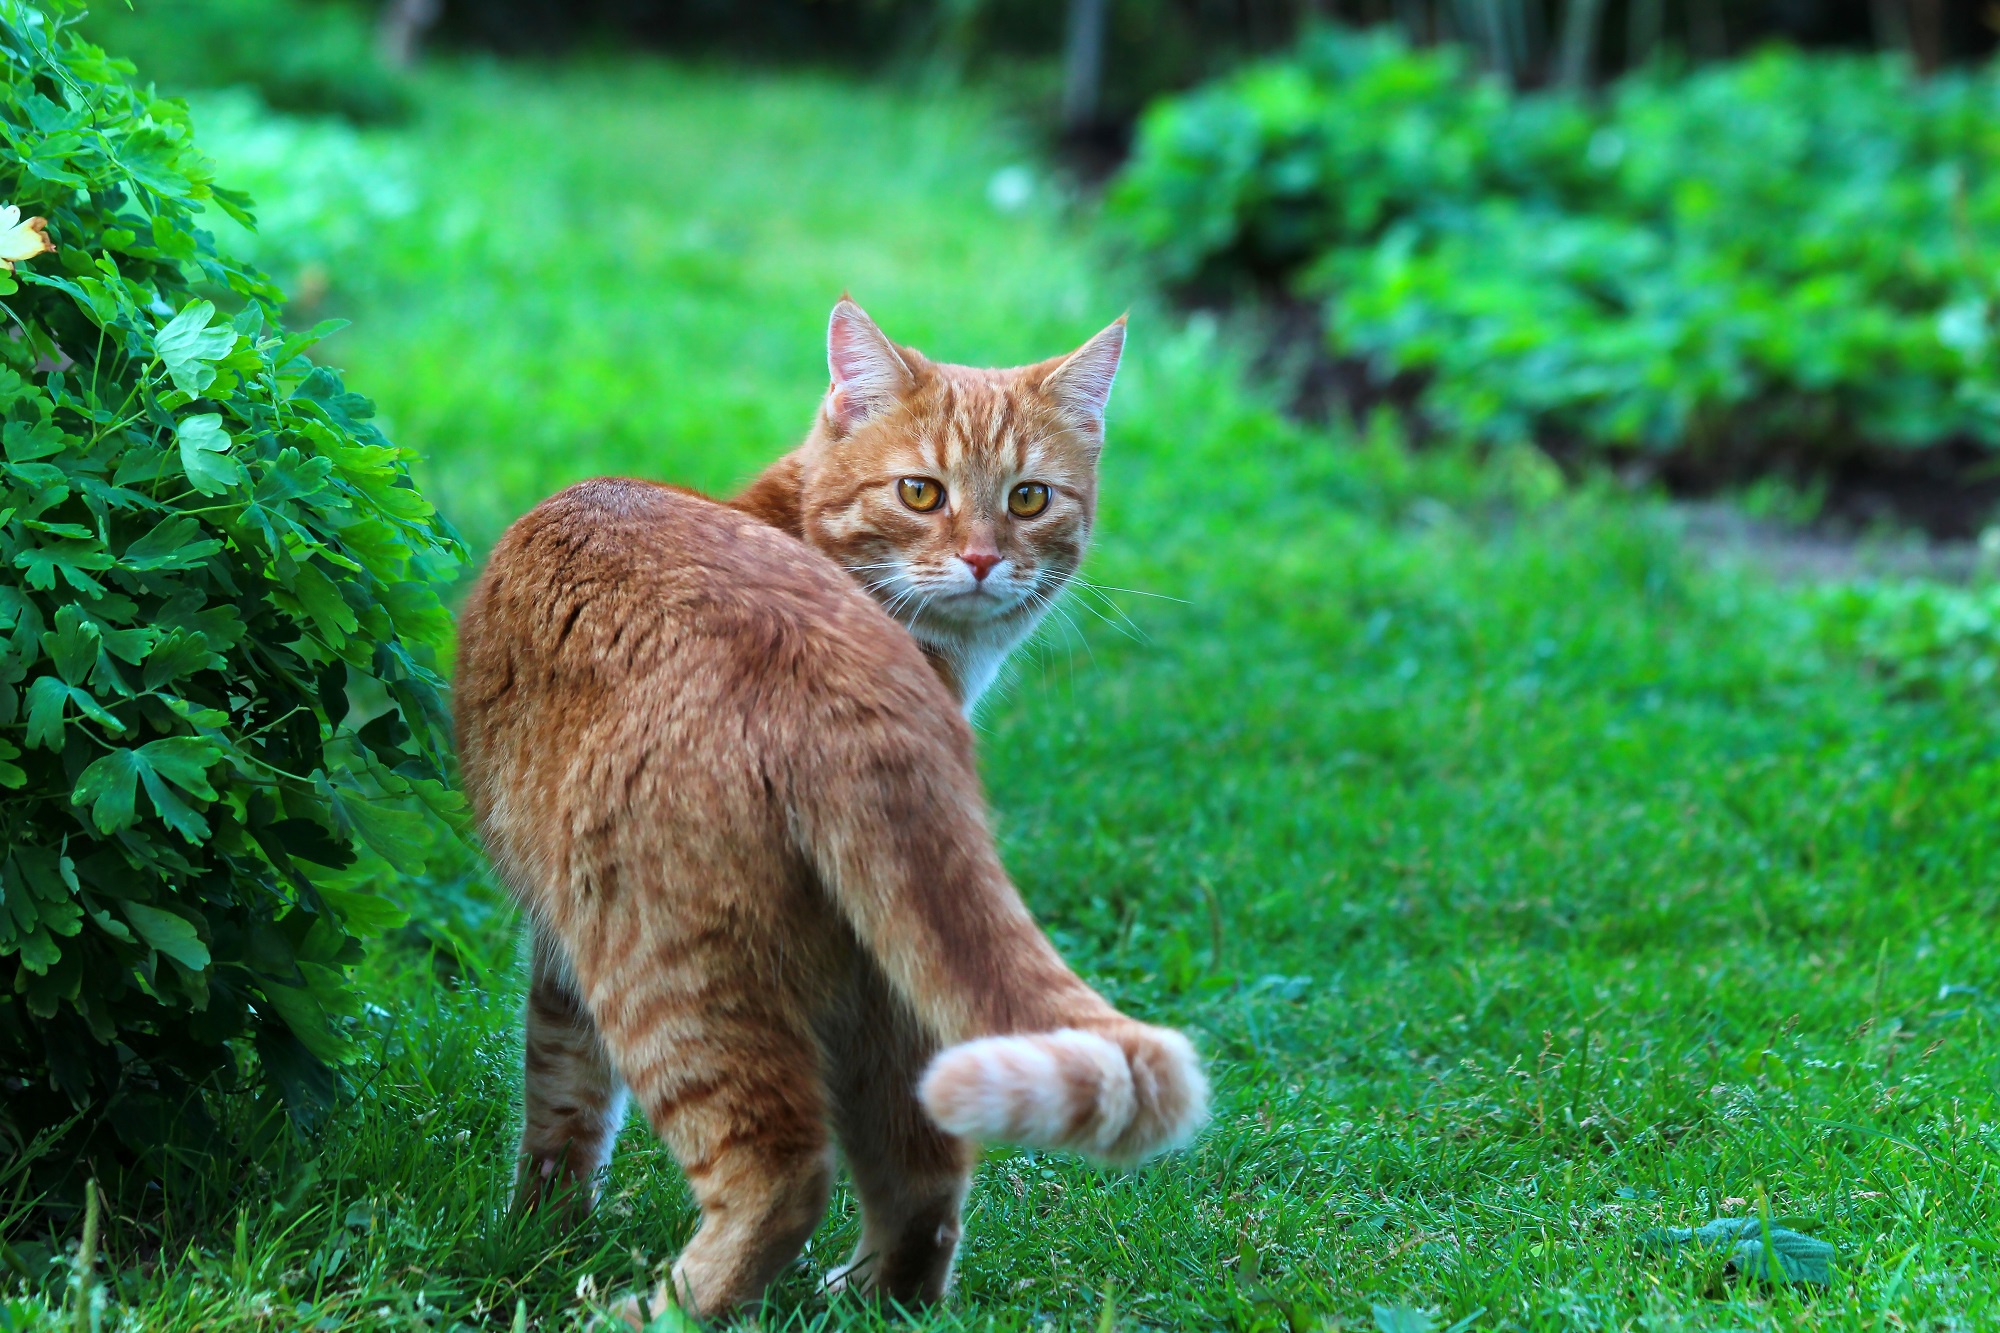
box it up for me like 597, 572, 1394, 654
826, 297, 914, 435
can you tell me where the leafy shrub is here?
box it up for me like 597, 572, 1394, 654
0, 2, 463, 1191
77, 0, 408, 125
1109, 28, 2000, 473
1813, 575, 2000, 698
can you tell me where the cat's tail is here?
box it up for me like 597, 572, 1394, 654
917, 1020, 1206, 1165
796, 700, 1208, 1166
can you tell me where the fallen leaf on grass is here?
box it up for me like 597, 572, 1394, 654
1640, 1217, 1835, 1285
0, 204, 52, 270
1373, 1305, 1435, 1333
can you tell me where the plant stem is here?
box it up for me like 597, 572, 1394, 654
71, 1178, 99, 1333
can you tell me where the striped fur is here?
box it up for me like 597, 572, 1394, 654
456, 313, 1203, 1320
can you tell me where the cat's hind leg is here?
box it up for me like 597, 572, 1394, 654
515, 922, 628, 1219
822, 961, 975, 1307
581, 913, 835, 1318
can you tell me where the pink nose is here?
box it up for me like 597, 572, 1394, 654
961, 551, 1002, 581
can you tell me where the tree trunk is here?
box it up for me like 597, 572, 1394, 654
1558, 0, 1606, 88
1626, 0, 1664, 69
1868, 0, 1912, 54
1061, 0, 1111, 134
1907, 0, 1945, 75
1395, 0, 1432, 45
1688, 0, 1728, 59
376, 0, 441, 69
1472, 0, 1514, 80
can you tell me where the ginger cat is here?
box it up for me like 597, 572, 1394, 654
453, 308, 1205, 1319
732, 298, 1125, 708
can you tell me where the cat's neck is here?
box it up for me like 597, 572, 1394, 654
728, 453, 805, 537
917, 631, 1017, 717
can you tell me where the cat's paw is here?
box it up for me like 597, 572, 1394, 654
821, 1259, 866, 1297
510, 1154, 598, 1225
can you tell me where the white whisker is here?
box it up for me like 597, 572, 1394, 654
1072, 577, 1189, 604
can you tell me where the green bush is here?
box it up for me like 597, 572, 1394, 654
1814, 574, 2000, 698
77, 0, 408, 125
1109, 28, 2000, 472
0, 2, 463, 1192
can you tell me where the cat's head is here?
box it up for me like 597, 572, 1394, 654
797, 298, 1125, 673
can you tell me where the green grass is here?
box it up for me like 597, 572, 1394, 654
14, 59, 2000, 1331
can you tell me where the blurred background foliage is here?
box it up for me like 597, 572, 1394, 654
78, 0, 410, 122
77, 0, 2000, 138
3, 0, 2000, 1326
426, 0, 1998, 133
1107, 29, 2000, 521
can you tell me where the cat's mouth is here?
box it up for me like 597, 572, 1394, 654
920, 583, 1029, 622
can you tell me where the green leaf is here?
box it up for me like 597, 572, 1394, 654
23, 675, 69, 750
72, 748, 139, 832
257, 974, 351, 1066
0, 850, 82, 971
124, 515, 223, 570
71, 737, 218, 837
139, 767, 210, 842
0, 738, 23, 789
14, 541, 114, 594
177, 414, 242, 495
25, 675, 126, 750
87, 907, 134, 943
1640, 1217, 1836, 1286
3, 416, 66, 462
120, 901, 210, 971
154, 300, 235, 396
139, 735, 221, 801
255, 447, 337, 506
274, 319, 349, 368
142, 629, 216, 690
41, 605, 100, 685
1374, 1306, 1436, 1333
288, 560, 360, 644
331, 786, 431, 875
210, 184, 256, 228
318, 886, 409, 939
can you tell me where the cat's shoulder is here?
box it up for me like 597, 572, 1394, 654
495, 475, 863, 605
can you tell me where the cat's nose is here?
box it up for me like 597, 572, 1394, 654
960, 551, 1002, 581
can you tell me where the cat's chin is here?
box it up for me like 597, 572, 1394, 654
911, 588, 1031, 630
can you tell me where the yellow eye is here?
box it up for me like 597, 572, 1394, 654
898, 477, 945, 512
1008, 482, 1050, 518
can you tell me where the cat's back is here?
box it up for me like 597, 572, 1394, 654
459, 475, 931, 716
456, 475, 973, 917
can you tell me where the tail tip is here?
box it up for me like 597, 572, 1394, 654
919, 1026, 1207, 1164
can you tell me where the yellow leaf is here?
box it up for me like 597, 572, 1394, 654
0, 204, 53, 271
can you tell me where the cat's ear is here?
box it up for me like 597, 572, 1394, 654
826, 297, 914, 434
1040, 316, 1126, 427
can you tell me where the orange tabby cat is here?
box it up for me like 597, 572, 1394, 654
454, 307, 1204, 1319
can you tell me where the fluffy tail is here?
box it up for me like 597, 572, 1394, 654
790, 618, 1209, 1166
918, 1021, 1207, 1165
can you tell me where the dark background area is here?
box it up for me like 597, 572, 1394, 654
430, 0, 1999, 130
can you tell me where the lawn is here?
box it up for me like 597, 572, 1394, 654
42, 59, 2000, 1331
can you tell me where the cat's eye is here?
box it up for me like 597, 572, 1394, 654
1008, 482, 1051, 518
898, 477, 945, 512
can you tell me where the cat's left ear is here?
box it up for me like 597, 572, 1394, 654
1040, 316, 1126, 428
827, 297, 915, 435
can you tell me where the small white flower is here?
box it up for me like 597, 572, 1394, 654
0, 204, 53, 271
